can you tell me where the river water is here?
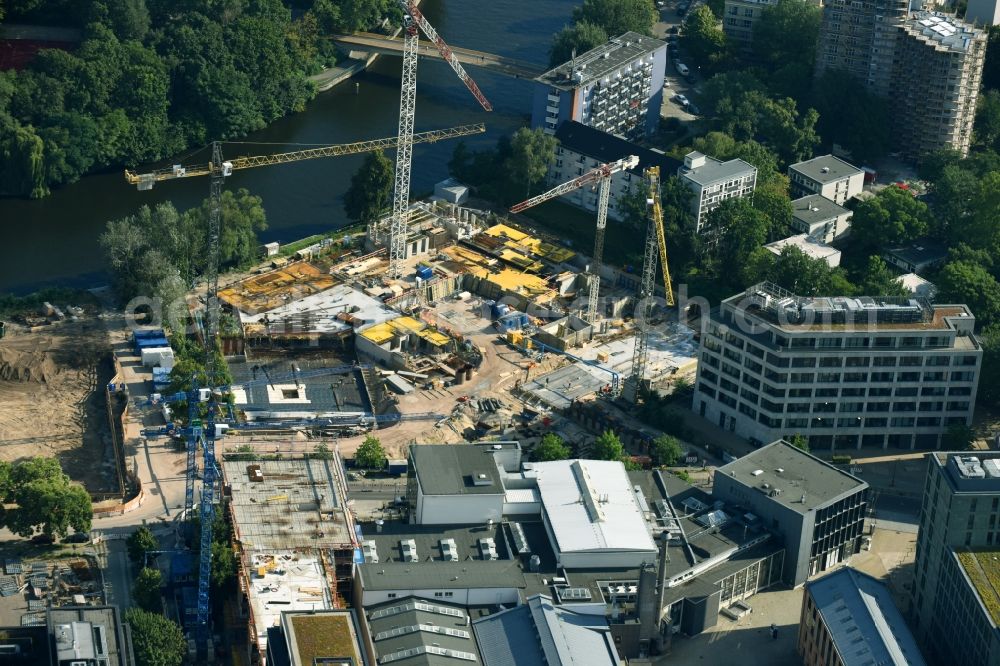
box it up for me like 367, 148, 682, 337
0, 0, 578, 293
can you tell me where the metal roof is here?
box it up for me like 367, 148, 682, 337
357, 560, 527, 592
807, 567, 926, 666
677, 153, 756, 187
789, 154, 863, 185
367, 598, 479, 666
537, 31, 665, 91
554, 121, 680, 176
474, 594, 618, 666
533, 460, 657, 555
411, 444, 506, 496
716, 440, 867, 514
791, 194, 850, 227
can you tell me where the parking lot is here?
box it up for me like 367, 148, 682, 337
655, 0, 705, 125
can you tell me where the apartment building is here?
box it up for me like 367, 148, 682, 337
892, 13, 987, 159
799, 568, 926, 666
714, 440, 868, 585
788, 155, 865, 206
722, 0, 778, 49
676, 151, 757, 233
911, 453, 1000, 665
790, 194, 852, 243
814, 0, 908, 97
691, 282, 982, 452
531, 32, 667, 140
548, 121, 679, 221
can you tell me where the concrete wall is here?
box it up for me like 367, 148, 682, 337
415, 492, 504, 525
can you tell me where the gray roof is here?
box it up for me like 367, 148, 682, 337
357, 560, 527, 592
789, 154, 863, 184
716, 440, 867, 514
48, 606, 132, 666
474, 595, 618, 666
360, 522, 510, 565
411, 445, 505, 496
367, 598, 480, 666
678, 154, 756, 187
903, 12, 985, 53
537, 31, 665, 90
791, 194, 850, 227
229, 356, 370, 415
883, 238, 948, 268
807, 567, 926, 666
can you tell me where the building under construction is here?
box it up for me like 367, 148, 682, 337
222, 458, 358, 664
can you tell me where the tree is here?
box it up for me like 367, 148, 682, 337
534, 433, 571, 462
355, 435, 386, 470
572, 0, 658, 37
682, 6, 729, 71
210, 540, 235, 590
132, 567, 163, 613
975, 89, 1000, 152
944, 423, 975, 451
938, 261, 1000, 327
978, 324, 1000, 408
124, 608, 186, 666
127, 526, 159, 564
651, 435, 683, 466
752, 0, 821, 93
549, 21, 608, 68
184, 188, 268, 269
849, 186, 932, 252
344, 150, 394, 227
590, 430, 626, 461
788, 434, 809, 452
859, 256, 909, 297
1, 457, 92, 539
711, 198, 771, 287
503, 127, 558, 200
764, 246, 854, 296
812, 70, 891, 164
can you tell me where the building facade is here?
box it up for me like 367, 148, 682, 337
692, 282, 982, 452
549, 121, 680, 222
911, 453, 1000, 665
713, 440, 868, 586
790, 194, 852, 243
531, 32, 667, 140
814, 0, 909, 97
799, 568, 926, 666
676, 151, 757, 233
892, 12, 987, 160
722, 0, 778, 49
788, 155, 865, 206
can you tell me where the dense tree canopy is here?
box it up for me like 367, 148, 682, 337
590, 430, 626, 461
811, 70, 891, 164
132, 567, 163, 613
848, 186, 932, 252
572, 0, 658, 37
355, 435, 386, 470
124, 608, 186, 666
682, 6, 729, 72
0, 457, 92, 538
549, 21, 608, 68
344, 150, 394, 227
533, 433, 571, 462
127, 526, 159, 564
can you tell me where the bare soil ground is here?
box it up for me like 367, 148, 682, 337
0, 320, 118, 493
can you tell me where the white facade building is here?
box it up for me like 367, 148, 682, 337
764, 234, 841, 268
676, 152, 757, 233
790, 194, 852, 243
788, 155, 865, 205
692, 282, 982, 452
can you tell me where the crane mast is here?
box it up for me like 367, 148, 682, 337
387, 0, 492, 278
623, 166, 673, 403
509, 155, 638, 323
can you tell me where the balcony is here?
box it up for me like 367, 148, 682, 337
547, 94, 560, 104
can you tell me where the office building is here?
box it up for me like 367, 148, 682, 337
788, 155, 865, 206
549, 121, 680, 222
883, 237, 948, 274
266, 610, 370, 666
911, 453, 1000, 664
692, 282, 981, 451
365, 598, 481, 665
722, 0, 779, 49
676, 151, 757, 233
532, 32, 667, 140
714, 440, 868, 585
799, 567, 926, 666
814, 0, 909, 97
764, 234, 841, 268
790, 194, 852, 243
892, 12, 987, 159
966, 0, 1000, 26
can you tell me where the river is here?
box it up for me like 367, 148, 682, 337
0, 0, 578, 294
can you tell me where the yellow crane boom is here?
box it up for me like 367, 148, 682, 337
124, 123, 486, 190
647, 166, 674, 306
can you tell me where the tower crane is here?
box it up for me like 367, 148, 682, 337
125, 122, 481, 652
622, 166, 674, 403
386, 0, 493, 278
510, 155, 640, 324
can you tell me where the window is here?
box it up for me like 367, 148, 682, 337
817, 372, 841, 383
869, 387, 891, 397
816, 388, 838, 397
895, 387, 918, 397
791, 373, 815, 383
792, 357, 816, 368
842, 388, 865, 397
870, 372, 893, 382
873, 357, 897, 367
790, 388, 814, 398
845, 338, 869, 348
897, 372, 920, 382
893, 402, 916, 412
845, 357, 870, 367
819, 357, 842, 368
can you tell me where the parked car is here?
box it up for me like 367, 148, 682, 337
675, 62, 690, 76
64, 532, 90, 544
30, 534, 54, 545
687, 102, 701, 116
673, 93, 690, 107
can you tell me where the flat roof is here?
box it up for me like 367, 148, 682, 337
533, 460, 657, 555
282, 610, 365, 666
411, 444, 505, 496
537, 32, 665, 90
360, 315, 451, 348
791, 194, 850, 226
717, 440, 867, 514
554, 121, 681, 176
359, 521, 510, 566
367, 598, 479, 666
807, 567, 926, 665
904, 11, 986, 52
229, 357, 370, 417
789, 154, 863, 184
884, 238, 948, 267
246, 553, 333, 656
358, 559, 527, 592
933, 452, 1000, 493
956, 549, 1000, 626
764, 234, 840, 262
223, 458, 355, 550
48, 607, 130, 666
678, 154, 756, 187
473, 594, 618, 666
239, 282, 399, 336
